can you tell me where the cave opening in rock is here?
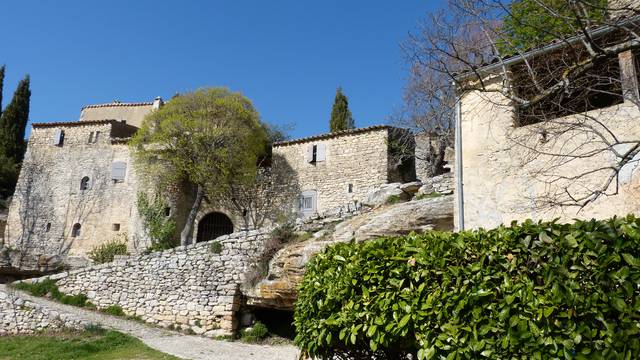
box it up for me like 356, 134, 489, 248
252, 308, 296, 339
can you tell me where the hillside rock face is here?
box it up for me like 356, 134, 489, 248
244, 195, 453, 310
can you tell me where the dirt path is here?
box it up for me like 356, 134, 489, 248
1, 284, 300, 360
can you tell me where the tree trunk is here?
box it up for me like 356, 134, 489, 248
180, 185, 204, 246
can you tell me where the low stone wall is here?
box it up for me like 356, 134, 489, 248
29, 230, 269, 337
0, 287, 87, 335
419, 173, 454, 195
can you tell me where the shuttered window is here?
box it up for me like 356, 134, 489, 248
53, 129, 65, 146
305, 143, 326, 163
111, 162, 127, 182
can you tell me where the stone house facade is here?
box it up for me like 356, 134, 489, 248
273, 126, 415, 217
455, 38, 640, 229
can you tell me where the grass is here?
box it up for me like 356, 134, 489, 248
414, 191, 442, 200
0, 328, 178, 360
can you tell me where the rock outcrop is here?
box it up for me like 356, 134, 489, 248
245, 195, 453, 310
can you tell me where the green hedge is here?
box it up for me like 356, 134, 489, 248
294, 216, 640, 359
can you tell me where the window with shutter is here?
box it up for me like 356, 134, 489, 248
53, 129, 65, 146
111, 162, 127, 182
316, 143, 326, 162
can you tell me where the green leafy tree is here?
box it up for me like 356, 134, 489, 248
329, 87, 355, 132
0, 75, 30, 163
131, 88, 268, 246
136, 192, 177, 251
501, 0, 608, 50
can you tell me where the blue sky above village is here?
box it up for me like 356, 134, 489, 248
1, 1, 440, 139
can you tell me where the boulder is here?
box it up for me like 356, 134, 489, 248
245, 195, 454, 310
362, 184, 409, 207
399, 181, 423, 194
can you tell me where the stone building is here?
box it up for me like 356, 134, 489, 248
273, 125, 415, 217
3, 98, 420, 264
454, 22, 640, 230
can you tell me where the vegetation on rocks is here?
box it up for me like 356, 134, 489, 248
88, 235, 129, 264
13, 279, 89, 307
240, 321, 270, 343
294, 215, 640, 359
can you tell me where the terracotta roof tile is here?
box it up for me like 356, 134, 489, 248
81, 102, 153, 110
273, 125, 393, 147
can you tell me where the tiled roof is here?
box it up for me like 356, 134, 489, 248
32, 119, 118, 128
81, 101, 153, 110
273, 125, 392, 147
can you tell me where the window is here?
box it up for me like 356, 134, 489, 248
306, 143, 326, 163
71, 223, 81, 237
164, 207, 171, 217
111, 162, 127, 182
88, 131, 100, 144
299, 190, 317, 217
53, 129, 65, 146
45, 223, 51, 232
112, 223, 120, 231
348, 184, 353, 193
80, 176, 90, 191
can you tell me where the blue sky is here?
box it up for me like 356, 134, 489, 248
1, 1, 439, 139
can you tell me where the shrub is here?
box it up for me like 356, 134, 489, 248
137, 192, 178, 251
271, 223, 296, 243
210, 241, 223, 254
88, 235, 129, 264
385, 194, 401, 204
59, 293, 88, 307
294, 215, 640, 359
101, 304, 126, 317
241, 321, 269, 343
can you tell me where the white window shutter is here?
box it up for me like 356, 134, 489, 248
111, 162, 127, 181
53, 129, 63, 145
305, 144, 314, 163
316, 143, 326, 162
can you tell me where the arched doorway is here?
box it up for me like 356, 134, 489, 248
196, 212, 233, 243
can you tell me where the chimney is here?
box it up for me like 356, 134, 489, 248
153, 96, 164, 110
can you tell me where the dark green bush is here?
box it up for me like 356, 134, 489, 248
87, 235, 129, 264
241, 321, 270, 343
102, 304, 126, 317
294, 215, 640, 359
209, 241, 223, 254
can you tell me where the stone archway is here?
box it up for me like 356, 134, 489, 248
196, 212, 233, 243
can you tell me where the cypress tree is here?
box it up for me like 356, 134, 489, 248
329, 87, 355, 132
0, 75, 30, 163
0, 65, 5, 120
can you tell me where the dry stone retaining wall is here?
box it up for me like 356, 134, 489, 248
0, 287, 87, 335
32, 230, 269, 337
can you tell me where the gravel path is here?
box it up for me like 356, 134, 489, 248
1, 284, 300, 360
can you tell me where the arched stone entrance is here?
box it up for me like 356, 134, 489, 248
196, 212, 233, 243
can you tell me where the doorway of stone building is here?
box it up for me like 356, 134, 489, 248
196, 212, 233, 243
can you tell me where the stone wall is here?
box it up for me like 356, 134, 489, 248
458, 76, 640, 229
419, 173, 454, 195
273, 127, 414, 216
32, 230, 268, 336
0, 287, 87, 335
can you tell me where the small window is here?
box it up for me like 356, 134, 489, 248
80, 176, 90, 191
312, 145, 318, 162
112, 223, 120, 231
164, 207, 171, 217
88, 131, 100, 144
299, 190, 317, 217
111, 162, 127, 182
45, 223, 51, 232
71, 223, 81, 237
53, 129, 65, 146
348, 184, 353, 193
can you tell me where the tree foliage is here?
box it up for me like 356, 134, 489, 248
0, 75, 30, 163
295, 215, 640, 359
136, 192, 177, 251
131, 88, 268, 245
501, 0, 609, 51
329, 87, 355, 132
